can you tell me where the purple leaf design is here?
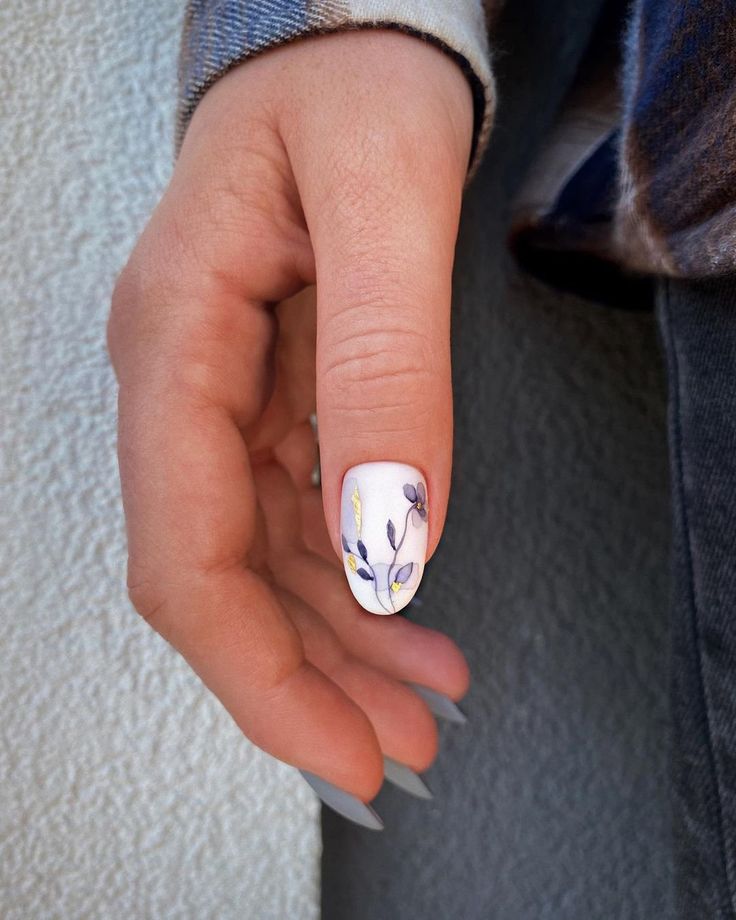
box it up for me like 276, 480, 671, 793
341, 534, 350, 552
416, 482, 426, 504
357, 540, 368, 561
394, 562, 413, 584
387, 519, 396, 550
403, 484, 418, 503
356, 568, 373, 581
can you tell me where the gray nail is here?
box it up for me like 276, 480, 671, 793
300, 771, 384, 830
383, 757, 433, 799
408, 683, 467, 724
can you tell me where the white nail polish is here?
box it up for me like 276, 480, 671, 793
340, 462, 428, 615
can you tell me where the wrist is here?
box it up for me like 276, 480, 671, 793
186, 29, 473, 186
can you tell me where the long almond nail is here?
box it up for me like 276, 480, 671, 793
340, 462, 428, 615
383, 757, 433, 799
408, 683, 468, 724
299, 771, 384, 830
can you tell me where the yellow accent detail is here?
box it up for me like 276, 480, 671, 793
347, 554, 357, 572
390, 581, 401, 593
351, 484, 362, 536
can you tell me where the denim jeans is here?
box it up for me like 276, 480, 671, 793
659, 276, 736, 919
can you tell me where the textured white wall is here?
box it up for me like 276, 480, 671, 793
0, 2, 319, 917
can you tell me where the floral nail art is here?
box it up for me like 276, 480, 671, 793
341, 467, 428, 614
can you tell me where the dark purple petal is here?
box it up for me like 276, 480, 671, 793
341, 534, 350, 552
394, 562, 413, 584
386, 519, 396, 550
403, 484, 417, 503
357, 539, 368, 561
416, 482, 426, 504
356, 568, 373, 581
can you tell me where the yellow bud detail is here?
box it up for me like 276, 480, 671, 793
351, 484, 362, 536
347, 554, 357, 572
390, 581, 401, 593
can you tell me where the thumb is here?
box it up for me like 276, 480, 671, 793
285, 31, 473, 614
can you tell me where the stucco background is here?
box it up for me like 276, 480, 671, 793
0, 2, 319, 917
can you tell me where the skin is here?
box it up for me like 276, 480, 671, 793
107, 30, 473, 801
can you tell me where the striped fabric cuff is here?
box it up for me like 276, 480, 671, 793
177, 0, 495, 174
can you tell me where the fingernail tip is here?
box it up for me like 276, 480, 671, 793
415, 781, 434, 800
362, 804, 385, 830
300, 770, 384, 830
383, 757, 434, 800
446, 705, 468, 725
408, 683, 468, 724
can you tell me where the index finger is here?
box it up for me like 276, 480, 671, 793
108, 260, 384, 800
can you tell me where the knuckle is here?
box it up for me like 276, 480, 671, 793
126, 568, 168, 630
321, 328, 438, 439
108, 249, 224, 393
321, 308, 436, 395
108, 200, 233, 343
323, 325, 433, 391
107, 247, 179, 366
107, 262, 138, 369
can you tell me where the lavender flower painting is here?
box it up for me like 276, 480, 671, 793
340, 462, 428, 615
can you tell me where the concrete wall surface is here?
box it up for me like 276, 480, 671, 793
0, 3, 319, 917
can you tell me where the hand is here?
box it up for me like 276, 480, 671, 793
108, 30, 473, 803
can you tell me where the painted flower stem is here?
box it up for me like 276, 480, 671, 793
341, 472, 427, 615
345, 539, 393, 614
387, 505, 413, 612
365, 559, 393, 614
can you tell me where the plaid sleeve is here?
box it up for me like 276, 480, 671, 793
177, 0, 495, 173
615, 0, 736, 278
